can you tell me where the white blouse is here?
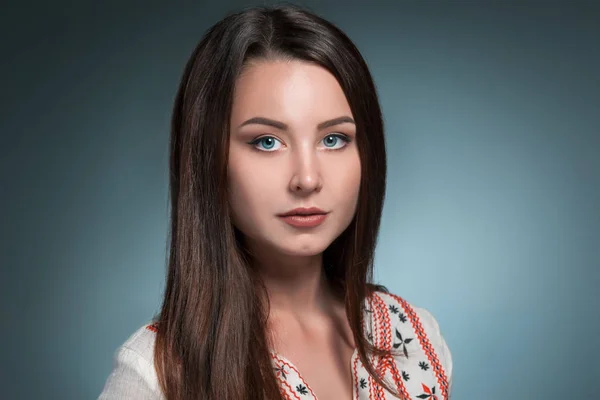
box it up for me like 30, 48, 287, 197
99, 291, 453, 399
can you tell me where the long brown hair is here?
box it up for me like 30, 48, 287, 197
153, 4, 398, 399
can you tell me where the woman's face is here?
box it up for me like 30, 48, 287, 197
228, 59, 361, 258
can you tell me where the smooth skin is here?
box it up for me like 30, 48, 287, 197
228, 59, 361, 399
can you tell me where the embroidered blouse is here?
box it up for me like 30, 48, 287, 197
98, 291, 453, 399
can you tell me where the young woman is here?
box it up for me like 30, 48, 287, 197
99, 4, 452, 400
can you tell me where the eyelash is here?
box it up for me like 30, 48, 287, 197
248, 133, 352, 152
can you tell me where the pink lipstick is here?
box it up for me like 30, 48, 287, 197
278, 207, 329, 228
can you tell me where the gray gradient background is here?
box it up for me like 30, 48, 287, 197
1, 0, 599, 399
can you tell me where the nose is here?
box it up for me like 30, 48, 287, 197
289, 145, 323, 194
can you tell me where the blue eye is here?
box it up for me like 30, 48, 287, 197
250, 136, 282, 152
248, 133, 351, 152
322, 134, 350, 149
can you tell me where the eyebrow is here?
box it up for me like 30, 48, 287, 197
238, 116, 355, 131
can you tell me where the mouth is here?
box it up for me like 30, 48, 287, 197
277, 207, 328, 217
278, 213, 329, 228
277, 207, 329, 227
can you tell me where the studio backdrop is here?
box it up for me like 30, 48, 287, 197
1, 0, 598, 399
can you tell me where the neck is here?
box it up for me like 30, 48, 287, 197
243, 241, 354, 354
252, 251, 337, 317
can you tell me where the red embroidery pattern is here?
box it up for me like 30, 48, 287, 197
142, 292, 449, 399
373, 379, 386, 399
368, 372, 381, 399
372, 293, 393, 350
381, 355, 411, 399
372, 294, 392, 400
368, 355, 376, 399
389, 294, 449, 400
270, 354, 302, 400
146, 323, 158, 332
371, 293, 411, 400
352, 352, 360, 400
278, 377, 301, 400
271, 353, 317, 399
419, 383, 439, 400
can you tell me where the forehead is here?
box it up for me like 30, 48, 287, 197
230, 59, 353, 126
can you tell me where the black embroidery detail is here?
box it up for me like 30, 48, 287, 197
296, 384, 309, 395
360, 378, 368, 389
274, 365, 288, 379
416, 384, 436, 399
402, 371, 410, 381
393, 328, 414, 358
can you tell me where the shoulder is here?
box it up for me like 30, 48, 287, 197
98, 321, 162, 399
119, 321, 159, 365
368, 290, 453, 386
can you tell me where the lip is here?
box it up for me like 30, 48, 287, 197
279, 213, 329, 228
278, 207, 327, 217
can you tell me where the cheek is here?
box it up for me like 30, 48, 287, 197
227, 160, 276, 226
337, 155, 361, 197
343, 158, 362, 217
323, 153, 361, 224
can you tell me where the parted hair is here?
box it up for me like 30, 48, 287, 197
153, 4, 399, 399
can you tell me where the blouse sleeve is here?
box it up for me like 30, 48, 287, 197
439, 326, 453, 396
98, 346, 161, 400
408, 304, 453, 398
421, 307, 454, 396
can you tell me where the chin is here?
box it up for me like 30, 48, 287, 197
274, 238, 331, 257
